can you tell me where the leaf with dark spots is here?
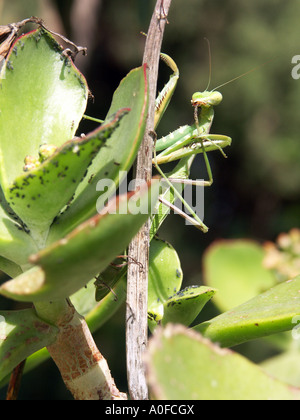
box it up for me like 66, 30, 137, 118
48, 65, 149, 242
0, 28, 88, 192
162, 286, 216, 327
0, 192, 37, 269
6, 109, 129, 242
0, 309, 58, 382
0, 179, 160, 302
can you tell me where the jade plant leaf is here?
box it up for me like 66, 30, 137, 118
0, 255, 22, 278
260, 347, 300, 388
0, 309, 58, 382
72, 277, 126, 333
48, 64, 149, 241
0, 179, 160, 301
148, 237, 183, 326
148, 238, 215, 330
0, 27, 91, 246
6, 109, 129, 245
0, 27, 88, 190
162, 286, 216, 327
194, 276, 300, 348
203, 240, 276, 312
0, 199, 37, 269
94, 262, 125, 302
145, 324, 300, 400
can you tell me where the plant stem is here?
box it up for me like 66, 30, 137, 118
35, 300, 127, 400
126, 0, 172, 401
6, 360, 26, 400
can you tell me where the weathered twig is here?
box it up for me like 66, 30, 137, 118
126, 0, 172, 401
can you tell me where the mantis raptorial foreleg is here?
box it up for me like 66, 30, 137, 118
154, 53, 179, 129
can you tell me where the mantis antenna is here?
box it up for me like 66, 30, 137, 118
204, 37, 212, 92
212, 59, 274, 92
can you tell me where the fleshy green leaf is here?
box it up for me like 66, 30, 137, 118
0, 199, 37, 268
203, 240, 276, 312
194, 276, 300, 348
0, 179, 160, 301
148, 238, 215, 329
73, 277, 126, 333
0, 309, 58, 382
94, 263, 125, 303
261, 347, 300, 388
0, 255, 22, 278
87, 281, 126, 332
6, 109, 129, 244
145, 324, 300, 400
0, 28, 88, 190
48, 64, 149, 241
148, 238, 183, 326
162, 286, 216, 327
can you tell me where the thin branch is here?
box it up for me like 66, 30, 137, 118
126, 0, 172, 401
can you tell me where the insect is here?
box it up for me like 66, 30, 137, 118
83, 48, 258, 234
151, 52, 231, 233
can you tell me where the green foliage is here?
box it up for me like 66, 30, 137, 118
145, 235, 300, 399
1, 1, 300, 400
0, 28, 87, 190
0, 26, 155, 383
0, 179, 159, 302
148, 238, 216, 331
195, 276, 300, 347
0, 309, 58, 381
146, 324, 300, 400
48, 64, 149, 241
203, 240, 276, 311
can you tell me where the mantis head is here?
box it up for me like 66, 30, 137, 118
191, 91, 223, 108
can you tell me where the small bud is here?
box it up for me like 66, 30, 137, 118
39, 144, 57, 161
23, 155, 40, 172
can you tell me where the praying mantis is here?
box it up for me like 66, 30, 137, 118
85, 52, 232, 234
151, 53, 231, 234
93, 50, 241, 300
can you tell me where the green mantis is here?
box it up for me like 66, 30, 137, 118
84, 52, 232, 234
152, 53, 231, 233
92, 52, 232, 301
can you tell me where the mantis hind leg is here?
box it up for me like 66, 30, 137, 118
152, 135, 209, 233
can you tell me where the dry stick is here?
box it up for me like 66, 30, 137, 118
126, 0, 172, 401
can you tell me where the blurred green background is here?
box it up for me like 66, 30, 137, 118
0, 0, 300, 399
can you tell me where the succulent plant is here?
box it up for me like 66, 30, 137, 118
0, 26, 159, 399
